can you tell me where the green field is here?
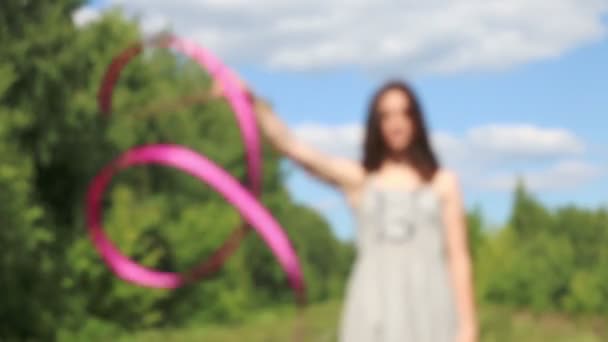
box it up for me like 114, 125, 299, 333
110, 301, 607, 342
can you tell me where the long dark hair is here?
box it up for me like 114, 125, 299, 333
362, 80, 440, 182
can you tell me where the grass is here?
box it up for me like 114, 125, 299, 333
111, 301, 607, 342
116, 302, 338, 342
479, 305, 607, 342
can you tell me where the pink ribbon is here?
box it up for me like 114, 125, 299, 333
89, 35, 304, 299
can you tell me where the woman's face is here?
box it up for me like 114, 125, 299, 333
376, 88, 415, 153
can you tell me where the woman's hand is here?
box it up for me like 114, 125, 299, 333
210, 79, 225, 99
210, 72, 253, 101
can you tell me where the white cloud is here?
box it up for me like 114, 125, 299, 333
294, 122, 363, 160
467, 124, 585, 158
103, 0, 608, 75
439, 124, 586, 165
482, 160, 604, 191
294, 122, 586, 163
432, 124, 590, 190
293, 121, 598, 191
72, 6, 101, 27
138, 14, 170, 35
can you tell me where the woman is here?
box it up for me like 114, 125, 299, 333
218, 79, 478, 342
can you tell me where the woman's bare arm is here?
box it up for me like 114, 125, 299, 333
437, 170, 478, 342
252, 96, 365, 193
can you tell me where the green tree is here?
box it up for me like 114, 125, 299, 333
0, 2, 362, 339
478, 180, 608, 314
0, 1, 86, 339
509, 179, 552, 237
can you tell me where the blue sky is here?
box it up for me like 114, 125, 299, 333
261, 40, 608, 237
80, 0, 608, 239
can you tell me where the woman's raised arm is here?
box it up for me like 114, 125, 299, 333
252, 96, 365, 193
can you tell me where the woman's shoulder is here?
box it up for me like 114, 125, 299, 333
433, 168, 459, 184
431, 168, 462, 198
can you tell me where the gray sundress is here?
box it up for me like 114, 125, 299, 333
338, 179, 459, 342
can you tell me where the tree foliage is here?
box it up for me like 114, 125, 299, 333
476, 183, 608, 314
1, 3, 354, 340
